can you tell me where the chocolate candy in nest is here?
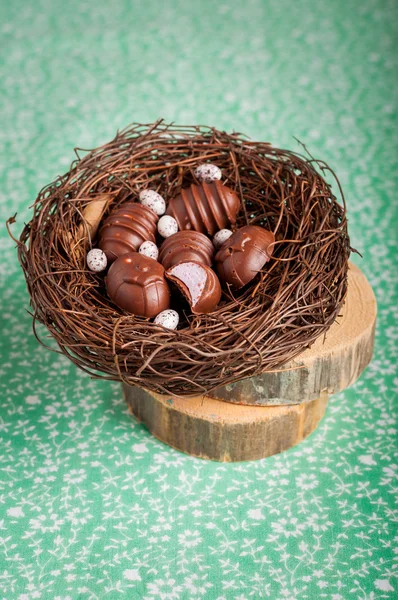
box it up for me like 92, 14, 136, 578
159, 230, 215, 270
166, 180, 240, 236
166, 261, 221, 315
215, 225, 275, 289
98, 202, 158, 264
105, 252, 170, 318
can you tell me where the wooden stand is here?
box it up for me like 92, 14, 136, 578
124, 263, 376, 462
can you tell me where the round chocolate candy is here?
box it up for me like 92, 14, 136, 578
159, 230, 214, 270
106, 253, 170, 317
166, 181, 240, 236
166, 261, 221, 315
215, 225, 275, 289
98, 201, 158, 264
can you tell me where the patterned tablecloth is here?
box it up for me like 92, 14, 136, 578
1, 0, 397, 598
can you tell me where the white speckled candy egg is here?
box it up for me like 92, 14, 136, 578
154, 309, 179, 330
213, 228, 233, 249
195, 163, 222, 183
87, 248, 107, 272
139, 189, 166, 216
157, 215, 178, 238
139, 240, 159, 261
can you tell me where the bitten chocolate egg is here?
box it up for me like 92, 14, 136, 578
166, 261, 221, 315
106, 253, 170, 317
215, 225, 275, 289
98, 202, 158, 264
159, 230, 214, 270
166, 181, 240, 236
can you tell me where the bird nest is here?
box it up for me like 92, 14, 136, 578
10, 121, 351, 397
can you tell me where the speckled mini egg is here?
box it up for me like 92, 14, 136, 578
194, 163, 222, 183
154, 309, 179, 330
139, 240, 159, 261
213, 228, 233, 249
87, 248, 107, 272
139, 190, 166, 216
157, 215, 178, 238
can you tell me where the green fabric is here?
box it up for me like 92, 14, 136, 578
1, 0, 397, 598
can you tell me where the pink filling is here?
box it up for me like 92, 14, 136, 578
170, 262, 207, 306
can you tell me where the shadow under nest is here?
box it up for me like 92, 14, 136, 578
14, 121, 351, 397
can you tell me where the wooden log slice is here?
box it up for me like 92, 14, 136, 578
209, 262, 376, 405
123, 386, 328, 462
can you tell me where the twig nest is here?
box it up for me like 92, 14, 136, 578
139, 190, 166, 216
139, 240, 159, 261
195, 163, 222, 183
213, 228, 233, 249
16, 121, 350, 397
158, 215, 178, 238
154, 309, 179, 330
87, 248, 107, 272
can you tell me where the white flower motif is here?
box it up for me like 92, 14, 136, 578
374, 579, 394, 592
132, 443, 148, 453
124, 569, 141, 581
178, 530, 202, 548
7, 506, 24, 517
359, 454, 377, 466
63, 469, 86, 484
248, 508, 265, 520
295, 473, 319, 490
183, 573, 213, 595
25, 394, 41, 404
271, 517, 305, 538
146, 578, 182, 599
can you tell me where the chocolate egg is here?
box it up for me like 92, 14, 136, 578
215, 225, 275, 289
98, 202, 158, 264
166, 181, 240, 236
159, 230, 214, 270
166, 261, 221, 314
106, 253, 170, 317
